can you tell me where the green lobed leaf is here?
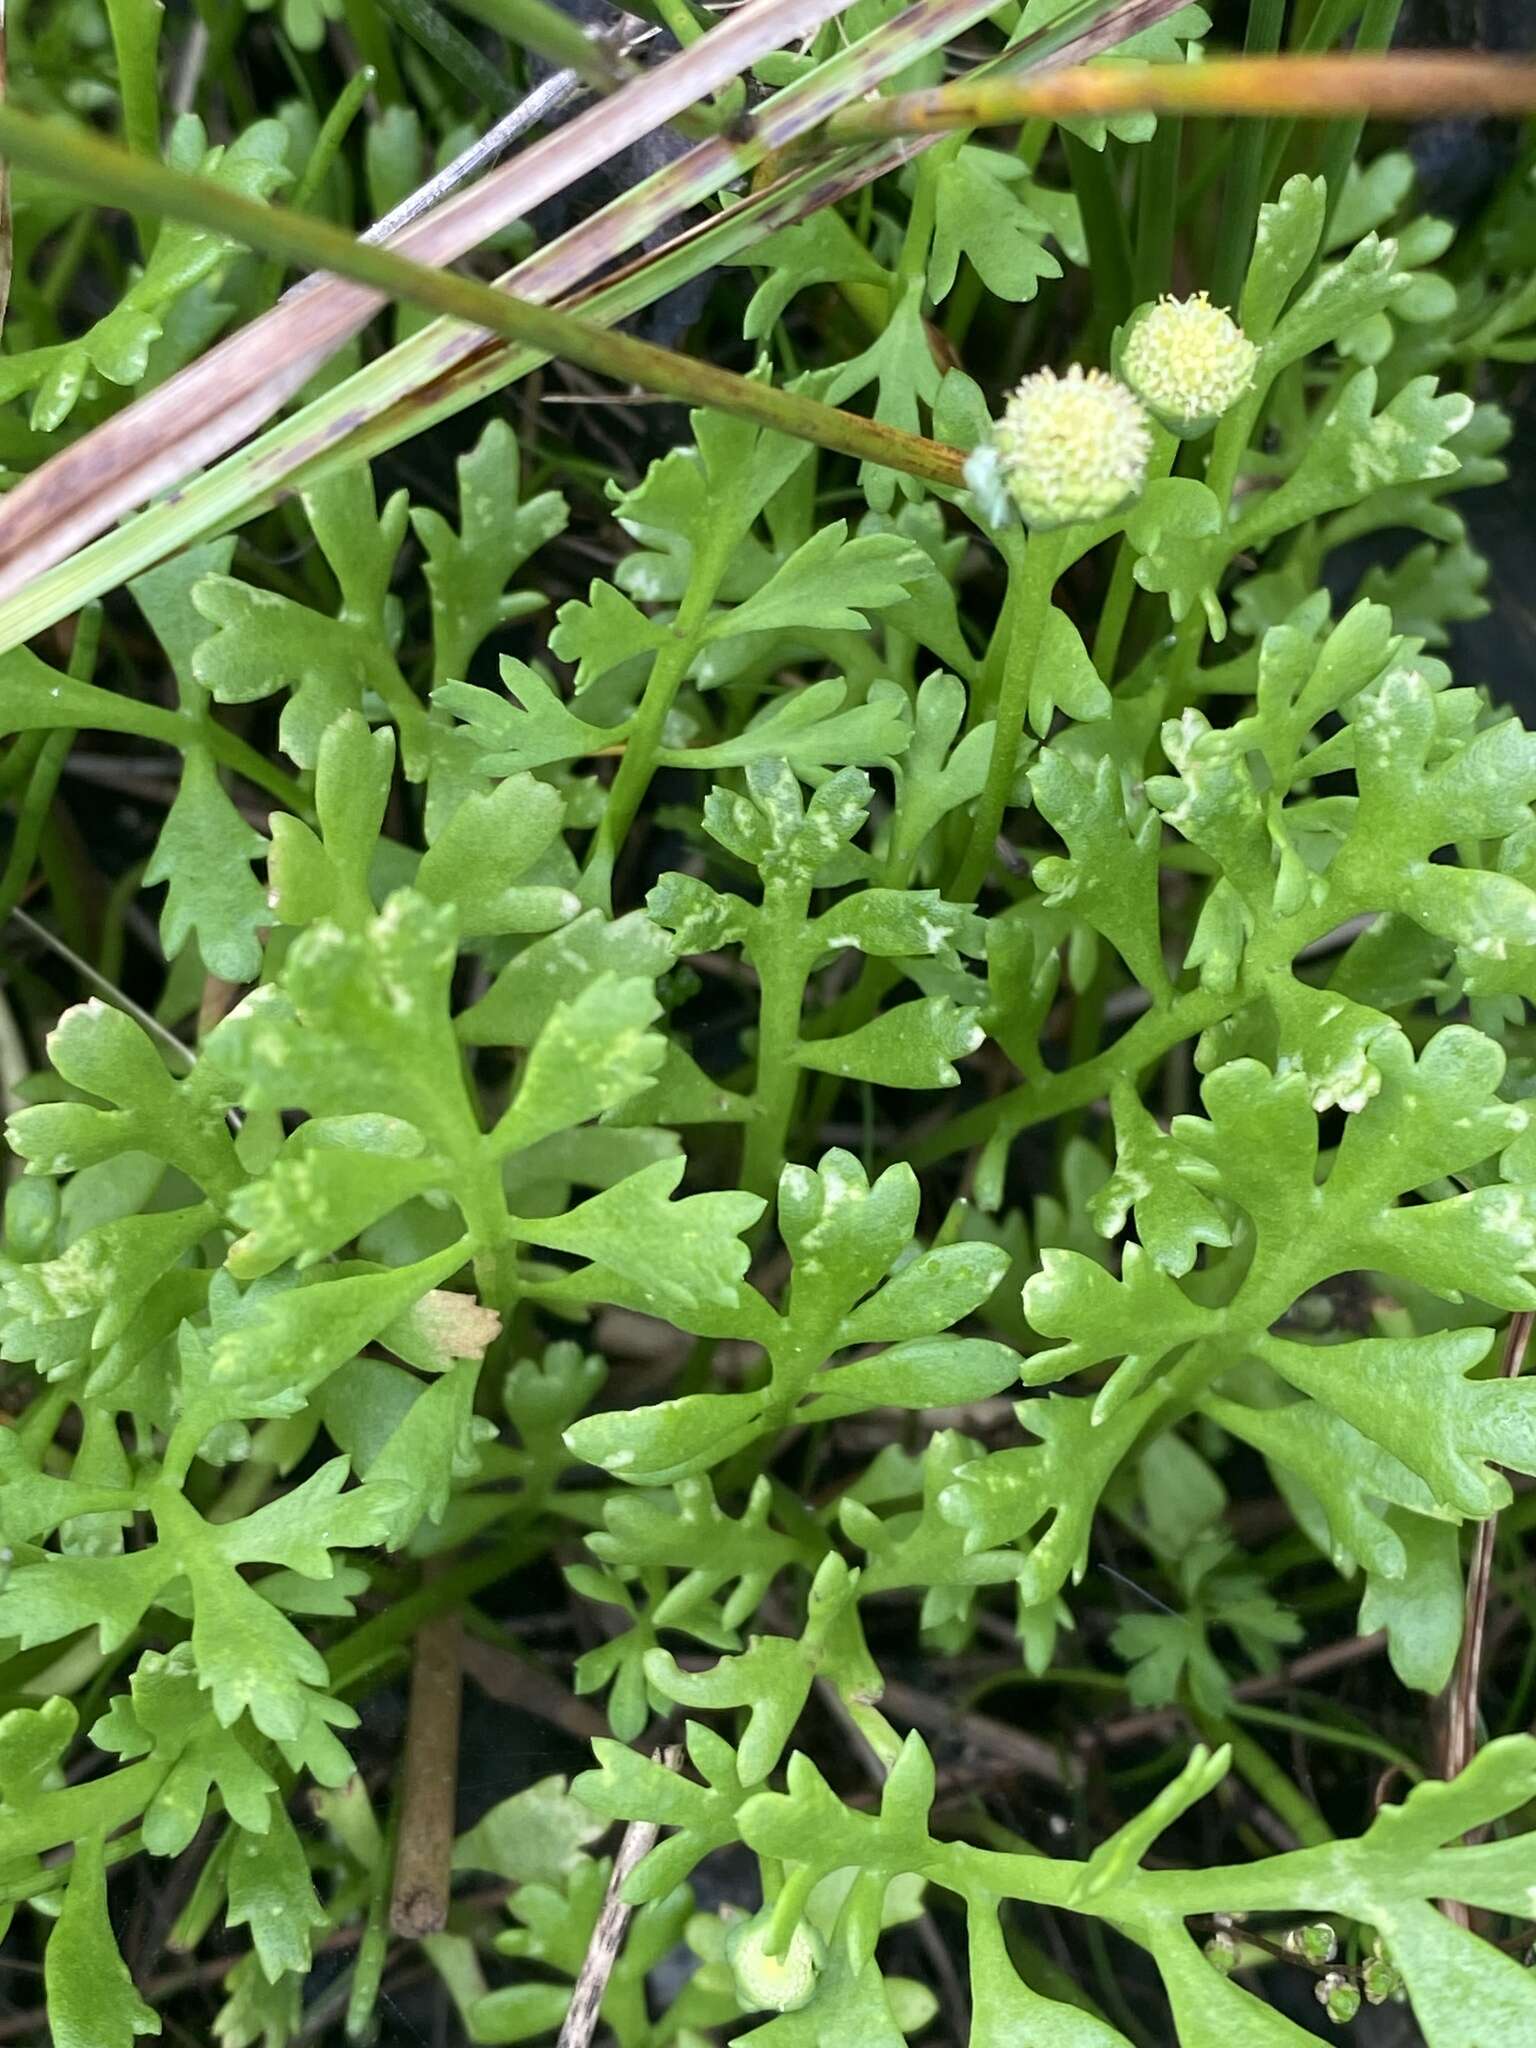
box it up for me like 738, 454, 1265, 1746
45, 1833, 161, 2048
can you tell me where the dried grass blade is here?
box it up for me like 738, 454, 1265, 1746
0, 0, 863, 603
275, 0, 1199, 487
0, 0, 1189, 645
824, 51, 1536, 140
0, 109, 969, 514
0, 2, 10, 344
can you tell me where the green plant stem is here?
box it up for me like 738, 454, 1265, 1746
1314, 0, 1408, 244
1090, 544, 1140, 682
1132, 112, 1181, 305
37, 210, 96, 317
1211, 0, 1286, 308
1260, 0, 1360, 196
328, 1527, 547, 1696
168, 1830, 234, 1952
0, 727, 73, 932
952, 529, 1066, 901
741, 885, 815, 1202
652, 0, 706, 49
1194, 1710, 1334, 1849
371, 0, 520, 112
13, 1633, 112, 1703
446, 0, 634, 93
1090, 433, 1177, 680
335, 1794, 393, 2031
906, 984, 1227, 1168
255, 65, 377, 306
1230, 1701, 1422, 1782
969, 547, 1022, 728
0, 733, 46, 801
202, 719, 311, 812
0, 103, 968, 502
0, 607, 98, 930
105, 0, 165, 169
766, 1859, 822, 1957
342, 0, 407, 100
1062, 131, 1133, 342
582, 527, 738, 905
365, 648, 434, 780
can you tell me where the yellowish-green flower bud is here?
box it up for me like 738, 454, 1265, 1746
1316, 1972, 1362, 2026
992, 365, 1151, 531
1120, 291, 1258, 437
726, 1910, 824, 2013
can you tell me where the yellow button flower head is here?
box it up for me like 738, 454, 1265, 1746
1120, 290, 1258, 436
992, 365, 1151, 531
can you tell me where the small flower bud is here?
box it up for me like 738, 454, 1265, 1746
1316, 1972, 1361, 2025
1120, 291, 1258, 437
727, 1910, 824, 2013
1362, 1943, 1402, 2006
1287, 1921, 1338, 1965
990, 365, 1152, 530
1204, 1930, 1243, 1976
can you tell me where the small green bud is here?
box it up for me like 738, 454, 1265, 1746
1203, 1930, 1243, 1976
1316, 1972, 1361, 2025
991, 365, 1151, 530
1362, 1938, 1402, 2005
727, 1909, 824, 2013
1120, 292, 1258, 437
1287, 1921, 1338, 1965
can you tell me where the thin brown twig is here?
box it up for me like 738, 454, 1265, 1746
459, 1628, 610, 1741
389, 1593, 465, 1939
1445, 1310, 1534, 1778
822, 51, 1536, 141
878, 1675, 1069, 1787
1438, 1308, 1533, 1928
1088, 1632, 1391, 1748
557, 1745, 684, 2048
1188, 1917, 1361, 1980
1235, 1631, 1391, 1699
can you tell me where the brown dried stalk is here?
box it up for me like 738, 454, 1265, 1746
0, 108, 972, 492
1433, 1310, 1532, 1927
0, 0, 861, 599
0, 0, 1190, 627
823, 50, 1536, 141
1442, 1310, 1533, 1790
389, 1599, 465, 1939
556, 1745, 684, 2048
